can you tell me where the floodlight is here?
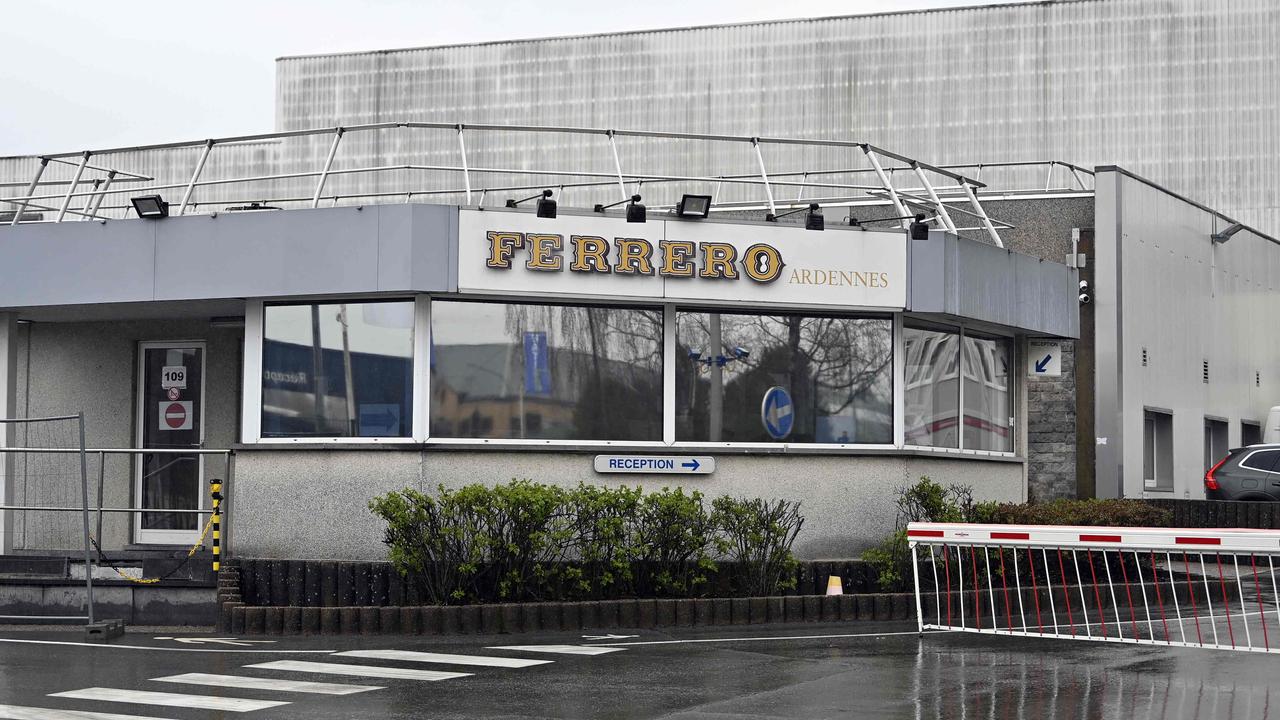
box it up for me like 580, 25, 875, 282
593, 194, 646, 223
1211, 222, 1244, 244
765, 203, 824, 231
130, 195, 169, 219
505, 189, 557, 219
675, 194, 712, 219
909, 213, 930, 240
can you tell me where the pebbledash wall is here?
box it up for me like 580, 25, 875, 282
0, 202, 1078, 560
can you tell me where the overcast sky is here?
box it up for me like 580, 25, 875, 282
0, 0, 1013, 156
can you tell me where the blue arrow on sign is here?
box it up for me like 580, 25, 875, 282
682, 459, 700, 471
1035, 354, 1053, 373
761, 386, 795, 440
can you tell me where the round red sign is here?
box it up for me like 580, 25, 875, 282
164, 402, 187, 429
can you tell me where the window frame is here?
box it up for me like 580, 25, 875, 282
426, 296, 668, 446
901, 321, 1018, 457
241, 296, 1022, 456
668, 305, 897, 450
243, 296, 427, 444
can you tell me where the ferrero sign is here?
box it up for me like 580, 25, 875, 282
458, 209, 907, 310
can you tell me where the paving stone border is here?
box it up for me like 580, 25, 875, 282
227, 592, 917, 636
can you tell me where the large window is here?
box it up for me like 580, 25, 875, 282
430, 301, 663, 441
904, 327, 960, 448
962, 334, 1013, 452
261, 301, 415, 437
675, 311, 893, 443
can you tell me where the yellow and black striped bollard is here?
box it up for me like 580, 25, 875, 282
211, 480, 222, 572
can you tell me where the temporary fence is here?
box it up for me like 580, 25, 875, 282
908, 522, 1280, 654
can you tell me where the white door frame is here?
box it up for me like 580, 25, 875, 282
134, 340, 207, 545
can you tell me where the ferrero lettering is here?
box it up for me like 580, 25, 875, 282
486, 231, 525, 269
659, 240, 696, 278
614, 238, 655, 275
569, 235, 611, 273
525, 233, 564, 272
699, 242, 739, 280
483, 229, 898, 288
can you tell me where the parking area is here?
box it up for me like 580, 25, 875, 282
0, 621, 1275, 719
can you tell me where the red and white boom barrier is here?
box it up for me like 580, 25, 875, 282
907, 522, 1280, 653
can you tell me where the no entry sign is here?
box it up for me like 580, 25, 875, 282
159, 401, 193, 431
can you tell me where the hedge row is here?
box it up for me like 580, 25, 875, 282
369, 481, 804, 604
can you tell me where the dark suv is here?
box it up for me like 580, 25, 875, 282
1205, 444, 1280, 500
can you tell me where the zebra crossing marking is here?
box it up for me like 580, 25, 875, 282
334, 650, 553, 668
245, 660, 472, 681
47, 688, 287, 713
487, 644, 626, 656
151, 673, 381, 695
0, 704, 176, 720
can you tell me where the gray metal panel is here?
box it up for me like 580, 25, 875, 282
268, 0, 1280, 235
1101, 168, 1280, 500
908, 231, 1078, 337
0, 204, 454, 310
0, 220, 157, 306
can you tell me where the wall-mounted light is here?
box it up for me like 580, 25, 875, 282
130, 194, 169, 219
506, 189, 557, 219
1211, 222, 1244, 244
765, 203, 824, 231
594, 194, 646, 223
675, 194, 712, 219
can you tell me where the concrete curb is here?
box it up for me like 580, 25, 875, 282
231, 592, 916, 636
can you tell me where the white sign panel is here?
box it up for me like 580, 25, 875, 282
1027, 340, 1062, 377
159, 401, 194, 431
593, 455, 716, 475
161, 365, 188, 390
457, 210, 907, 310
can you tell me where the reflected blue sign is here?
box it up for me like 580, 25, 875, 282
524, 331, 551, 395
761, 386, 794, 440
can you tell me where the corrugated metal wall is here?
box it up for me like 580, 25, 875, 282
272, 0, 1280, 232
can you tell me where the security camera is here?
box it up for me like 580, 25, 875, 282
1079, 280, 1089, 292
1079, 293, 1091, 305
1078, 280, 1091, 305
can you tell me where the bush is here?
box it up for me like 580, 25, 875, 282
369, 480, 804, 604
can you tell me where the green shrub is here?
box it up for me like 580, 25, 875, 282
713, 496, 803, 596
369, 480, 805, 603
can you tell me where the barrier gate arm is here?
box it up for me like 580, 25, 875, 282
907, 521, 1280, 654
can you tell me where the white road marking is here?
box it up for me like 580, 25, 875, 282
582, 634, 638, 641
151, 637, 275, 646
47, 688, 286, 713
152, 673, 381, 695
335, 650, 552, 668
0, 704, 175, 720
487, 645, 626, 656
0, 637, 333, 654
246, 660, 471, 681
593, 629, 952, 647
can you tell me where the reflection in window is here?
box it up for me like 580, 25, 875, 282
430, 301, 663, 440
904, 327, 960, 448
962, 335, 1012, 452
261, 301, 414, 437
675, 312, 892, 443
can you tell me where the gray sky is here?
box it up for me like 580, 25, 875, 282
0, 0, 1012, 156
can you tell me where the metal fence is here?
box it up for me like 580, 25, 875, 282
909, 522, 1280, 654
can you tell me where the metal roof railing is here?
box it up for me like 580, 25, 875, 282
0, 122, 1097, 248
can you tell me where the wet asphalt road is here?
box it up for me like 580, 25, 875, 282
0, 621, 1276, 719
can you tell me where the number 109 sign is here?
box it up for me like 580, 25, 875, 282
161, 365, 188, 390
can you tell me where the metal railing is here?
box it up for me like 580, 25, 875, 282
0, 121, 1097, 248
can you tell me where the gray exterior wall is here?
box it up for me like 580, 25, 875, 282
5, 319, 241, 551
1094, 168, 1280, 499
230, 449, 1024, 561
273, 0, 1280, 235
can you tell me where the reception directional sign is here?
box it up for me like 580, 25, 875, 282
593, 455, 716, 475
1027, 340, 1062, 377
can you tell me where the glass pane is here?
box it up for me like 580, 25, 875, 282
962, 334, 1013, 452
431, 301, 663, 440
675, 312, 892, 443
904, 327, 960, 448
262, 301, 415, 437
141, 346, 202, 531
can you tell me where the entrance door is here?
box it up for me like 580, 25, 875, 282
135, 342, 205, 545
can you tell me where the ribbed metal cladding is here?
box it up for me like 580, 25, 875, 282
274, 0, 1280, 232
